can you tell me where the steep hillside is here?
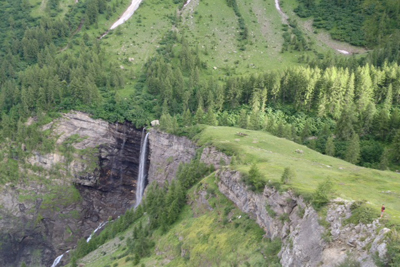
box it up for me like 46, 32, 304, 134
66, 126, 399, 267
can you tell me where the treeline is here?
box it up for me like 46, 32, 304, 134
146, 35, 400, 169
294, 0, 400, 48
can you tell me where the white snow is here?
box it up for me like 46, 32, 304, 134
275, 0, 288, 20
336, 49, 351, 55
183, 0, 192, 8
110, 0, 144, 30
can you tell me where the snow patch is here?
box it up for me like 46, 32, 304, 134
274, 0, 288, 20
336, 49, 351, 55
110, 0, 144, 30
183, 0, 192, 8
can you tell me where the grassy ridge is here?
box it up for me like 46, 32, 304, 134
197, 126, 400, 224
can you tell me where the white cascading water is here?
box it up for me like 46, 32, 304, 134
51, 220, 108, 267
51, 254, 64, 267
135, 132, 150, 208
86, 221, 108, 243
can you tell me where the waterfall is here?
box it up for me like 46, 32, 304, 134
51, 254, 64, 267
86, 221, 108, 243
50, 220, 107, 266
135, 132, 150, 208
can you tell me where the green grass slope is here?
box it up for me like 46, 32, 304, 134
76, 174, 281, 267
197, 126, 400, 224
96, 0, 327, 84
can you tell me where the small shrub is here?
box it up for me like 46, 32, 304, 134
265, 203, 277, 217
312, 179, 334, 210
279, 213, 290, 223
242, 163, 266, 193
281, 167, 296, 184
297, 207, 305, 218
337, 254, 361, 267
345, 201, 376, 225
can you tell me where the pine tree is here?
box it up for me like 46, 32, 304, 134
390, 108, 400, 130
205, 109, 218, 126
383, 83, 393, 113
238, 109, 248, 129
325, 136, 335, 156
373, 108, 390, 140
392, 130, 400, 164
160, 113, 172, 132
281, 167, 296, 184
183, 109, 192, 126
249, 111, 261, 130
345, 133, 361, 164
300, 120, 311, 143
194, 105, 204, 124
360, 102, 376, 135
336, 104, 357, 141
276, 121, 285, 137
379, 148, 390, 170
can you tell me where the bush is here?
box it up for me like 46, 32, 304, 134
336, 254, 361, 267
345, 201, 376, 225
281, 167, 296, 184
243, 163, 266, 193
312, 179, 334, 210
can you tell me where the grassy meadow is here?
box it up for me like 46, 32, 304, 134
196, 126, 400, 224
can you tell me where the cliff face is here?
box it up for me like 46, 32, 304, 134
217, 169, 387, 267
0, 112, 146, 267
147, 129, 197, 185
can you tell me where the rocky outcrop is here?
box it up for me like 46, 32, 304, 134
216, 169, 387, 267
200, 147, 231, 169
0, 112, 146, 267
218, 169, 325, 266
147, 129, 197, 185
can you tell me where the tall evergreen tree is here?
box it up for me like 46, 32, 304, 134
379, 148, 390, 170
325, 136, 335, 156
392, 130, 400, 164
238, 109, 248, 129
345, 133, 361, 164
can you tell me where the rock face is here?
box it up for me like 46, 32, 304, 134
147, 129, 197, 185
0, 112, 147, 267
216, 169, 386, 267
